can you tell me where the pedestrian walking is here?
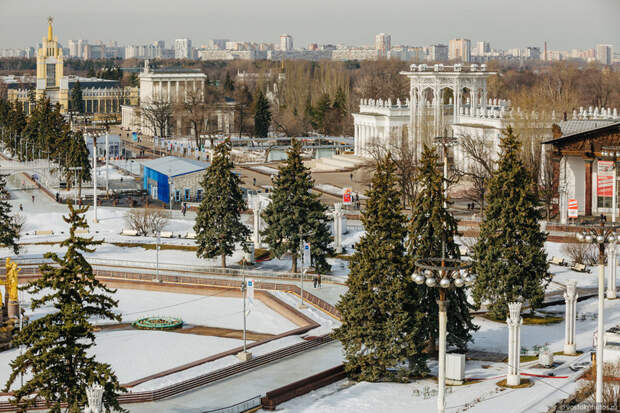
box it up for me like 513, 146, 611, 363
55, 192, 59, 203
317, 273, 322, 288
31, 195, 35, 203
253, 177, 256, 187
19, 204, 23, 212
350, 172, 353, 181
313, 276, 318, 288
182, 202, 187, 216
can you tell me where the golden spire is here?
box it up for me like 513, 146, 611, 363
47, 16, 53, 41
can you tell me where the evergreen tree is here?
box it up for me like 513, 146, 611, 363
407, 145, 477, 352
472, 126, 549, 320
4, 202, 126, 412
70, 80, 83, 113
0, 174, 20, 254
261, 139, 333, 273
334, 156, 427, 381
224, 72, 235, 92
253, 90, 271, 138
194, 140, 250, 268
313, 93, 331, 135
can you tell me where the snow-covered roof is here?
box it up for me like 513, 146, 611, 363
141, 156, 209, 177
558, 119, 617, 136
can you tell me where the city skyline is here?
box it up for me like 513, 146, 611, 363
0, 0, 618, 51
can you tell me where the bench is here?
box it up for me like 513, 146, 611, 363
75, 229, 89, 235
159, 231, 174, 238
459, 245, 470, 257
120, 229, 138, 236
549, 256, 566, 266
34, 230, 54, 236
571, 263, 590, 273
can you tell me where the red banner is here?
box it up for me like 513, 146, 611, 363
597, 161, 614, 197
568, 199, 578, 218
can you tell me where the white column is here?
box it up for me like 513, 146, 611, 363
252, 199, 262, 248
610, 165, 617, 299
85, 383, 104, 413
437, 299, 448, 413
92, 136, 98, 224
471, 88, 478, 117
434, 89, 441, 138
564, 280, 578, 355
333, 203, 344, 254
453, 88, 460, 124
506, 301, 523, 386
167, 81, 171, 103
560, 156, 568, 225
596, 262, 605, 411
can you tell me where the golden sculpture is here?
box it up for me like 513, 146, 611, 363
2, 258, 20, 305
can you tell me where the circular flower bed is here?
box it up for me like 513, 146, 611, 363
132, 316, 183, 330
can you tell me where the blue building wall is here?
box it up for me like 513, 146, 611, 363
143, 167, 170, 204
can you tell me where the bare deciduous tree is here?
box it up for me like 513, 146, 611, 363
457, 135, 495, 213
125, 207, 170, 236
141, 98, 173, 138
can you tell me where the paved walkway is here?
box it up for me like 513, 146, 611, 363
125, 341, 343, 412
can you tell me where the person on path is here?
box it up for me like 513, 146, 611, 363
31, 195, 35, 204
182, 202, 187, 216
317, 273, 322, 288
19, 204, 23, 212
313, 275, 318, 288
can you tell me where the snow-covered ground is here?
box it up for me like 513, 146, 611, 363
0, 287, 332, 392
17, 288, 299, 335
471, 296, 620, 354
0, 331, 244, 390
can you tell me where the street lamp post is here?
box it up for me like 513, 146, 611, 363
433, 135, 458, 209
155, 231, 161, 283
601, 147, 619, 300
576, 219, 618, 413
298, 229, 313, 310
412, 249, 475, 413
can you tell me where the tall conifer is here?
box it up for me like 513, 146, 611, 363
472, 127, 549, 319
253, 90, 271, 138
4, 202, 125, 412
408, 145, 477, 351
0, 174, 20, 254
194, 140, 250, 268
335, 156, 427, 381
261, 139, 333, 273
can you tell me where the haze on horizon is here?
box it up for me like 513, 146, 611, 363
0, 0, 618, 51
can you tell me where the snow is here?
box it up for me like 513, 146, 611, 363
247, 165, 279, 176
132, 335, 306, 391
0, 331, 244, 389
314, 184, 367, 200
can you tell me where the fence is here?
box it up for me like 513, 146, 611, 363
204, 395, 262, 413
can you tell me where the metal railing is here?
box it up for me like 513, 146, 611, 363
203, 395, 262, 413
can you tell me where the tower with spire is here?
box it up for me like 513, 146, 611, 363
35, 17, 69, 111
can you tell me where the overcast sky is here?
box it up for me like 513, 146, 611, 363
1, 0, 618, 51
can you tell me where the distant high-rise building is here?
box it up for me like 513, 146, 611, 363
526, 47, 541, 60
174, 38, 192, 59
375, 33, 391, 58
280, 34, 293, 51
427, 44, 448, 62
153, 40, 165, 49
475, 41, 490, 56
449, 38, 471, 62
208, 39, 228, 50
596, 44, 613, 65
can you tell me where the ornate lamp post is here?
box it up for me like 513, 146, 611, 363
575, 220, 618, 413
412, 253, 475, 413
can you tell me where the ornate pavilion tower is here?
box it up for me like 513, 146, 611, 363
35, 17, 69, 111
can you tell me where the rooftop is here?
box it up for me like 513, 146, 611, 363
141, 156, 209, 177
